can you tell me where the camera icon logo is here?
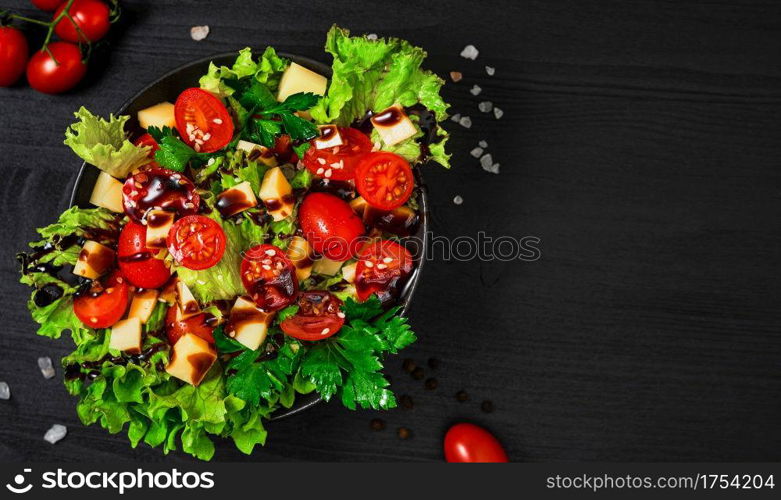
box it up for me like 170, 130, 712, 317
5, 469, 33, 494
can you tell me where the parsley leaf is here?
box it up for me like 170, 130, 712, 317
148, 126, 219, 171
225, 339, 302, 406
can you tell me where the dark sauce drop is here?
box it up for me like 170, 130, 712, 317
363, 206, 420, 237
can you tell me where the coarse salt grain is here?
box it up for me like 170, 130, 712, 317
478, 101, 493, 113
44, 424, 67, 444
190, 25, 210, 41
38, 357, 55, 379
460, 45, 479, 60
479, 140, 488, 148
470, 85, 482, 96
0, 381, 9, 400
480, 153, 494, 170
485, 66, 495, 76
458, 116, 472, 128
450, 113, 461, 123
367, 33, 378, 40
453, 195, 464, 205
494, 107, 504, 119
470, 147, 484, 158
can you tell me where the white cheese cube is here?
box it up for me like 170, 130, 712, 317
72, 240, 115, 280
259, 167, 294, 221
216, 181, 258, 217
312, 257, 343, 276
128, 289, 160, 324
90, 172, 124, 212
137, 102, 176, 130
144, 209, 175, 249
236, 140, 277, 167
165, 333, 216, 386
227, 296, 274, 350
314, 125, 344, 150
277, 62, 327, 102
286, 236, 314, 282
175, 281, 200, 319
342, 262, 357, 283
371, 105, 417, 146
109, 317, 142, 354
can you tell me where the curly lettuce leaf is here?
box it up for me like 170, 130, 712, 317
63, 107, 151, 178
200, 47, 289, 97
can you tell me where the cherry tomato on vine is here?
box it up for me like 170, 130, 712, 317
53, 0, 111, 43
73, 271, 130, 329
117, 221, 171, 289
174, 88, 234, 153
0, 26, 29, 87
26, 41, 86, 94
31, 0, 66, 11
166, 215, 226, 270
355, 152, 414, 210
280, 291, 345, 341
444, 423, 509, 463
165, 305, 215, 346
240, 244, 298, 311
303, 127, 373, 181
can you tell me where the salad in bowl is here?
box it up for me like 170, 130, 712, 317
17, 26, 450, 460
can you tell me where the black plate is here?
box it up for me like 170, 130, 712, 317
69, 52, 429, 420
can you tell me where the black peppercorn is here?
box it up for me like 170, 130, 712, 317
397, 427, 412, 440
402, 358, 416, 373
370, 418, 385, 431
411, 367, 425, 380
456, 390, 469, 402
424, 378, 438, 390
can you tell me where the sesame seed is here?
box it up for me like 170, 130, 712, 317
265, 249, 276, 256
383, 257, 393, 263
202, 133, 211, 141
337, 312, 345, 318
321, 328, 330, 335
377, 263, 387, 269
262, 265, 271, 271
317, 158, 326, 165
316, 168, 324, 175
213, 118, 223, 125
365, 261, 374, 268
324, 169, 332, 178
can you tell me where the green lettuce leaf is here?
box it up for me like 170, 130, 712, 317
63, 107, 151, 178
200, 47, 289, 97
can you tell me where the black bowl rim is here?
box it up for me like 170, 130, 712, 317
68, 51, 429, 420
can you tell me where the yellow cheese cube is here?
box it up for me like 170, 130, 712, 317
371, 105, 417, 146
286, 236, 315, 282
72, 241, 115, 280
109, 317, 142, 354
137, 102, 176, 130
236, 140, 277, 167
128, 289, 160, 324
312, 257, 343, 276
176, 281, 200, 319
342, 261, 357, 283
216, 181, 258, 217
314, 125, 344, 149
349, 196, 368, 217
277, 62, 327, 102
90, 172, 124, 212
259, 167, 294, 221
227, 297, 274, 350
159, 278, 177, 305
165, 333, 217, 386
144, 210, 175, 249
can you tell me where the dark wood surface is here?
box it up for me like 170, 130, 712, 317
1, 0, 780, 462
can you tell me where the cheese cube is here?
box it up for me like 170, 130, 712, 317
236, 140, 277, 167
227, 296, 274, 350
216, 181, 258, 217
349, 196, 368, 217
286, 236, 314, 282
342, 262, 357, 283
176, 281, 200, 319
159, 278, 177, 305
371, 105, 417, 146
314, 125, 344, 150
277, 63, 327, 102
128, 289, 160, 324
259, 167, 294, 221
109, 317, 142, 354
312, 257, 343, 276
165, 333, 216, 386
137, 102, 176, 130
90, 172, 124, 212
72, 241, 115, 280
144, 210, 175, 249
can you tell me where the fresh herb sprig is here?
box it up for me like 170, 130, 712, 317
147, 126, 221, 172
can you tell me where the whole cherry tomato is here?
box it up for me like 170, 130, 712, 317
117, 221, 171, 289
0, 26, 29, 87
299, 192, 365, 261
53, 0, 111, 43
444, 423, 509, 463
73, 271, 130, 329
26, 42, 87, 94
31, 0, 66, 11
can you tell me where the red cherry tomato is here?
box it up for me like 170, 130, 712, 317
31, 0, 66, 11
166, 215, 226, 270
53, 0, 111, 43
299, 192, 365, 261
303, 127, 373, 181
122, 167, 199, 223
0, 26, 29, 87
26, 42, 86, 94
164, 304, 215, 346
355, 152, 414, 210
117, 221, 171, 289
174, 88, 234, 153
354, 239, 414, 302
240, 244, 298, 311
73, 271, 130, 329
280, 291, 345, 341
444, 423, 509, 463
133, 133, 160, 166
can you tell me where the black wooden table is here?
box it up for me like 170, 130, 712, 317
1, 0, 779, 462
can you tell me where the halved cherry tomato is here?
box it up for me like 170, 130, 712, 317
165, 304, 215, 345
355, 239, 414, 302
117, 221, 171, 289
444, 423, 509, 463
299, 192, 365, 261
280, 291, 345, 341
26, 42, 86, 94
133, 133, 160, 166
355, 152, 414, 210
303, 127, 373, 181
166, 215, 226, 270
240, 244, 298, 311
174, 88, 234, 153
73, 271, 130, 328
122, 167, 199, 223
53, 0, 111, 43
